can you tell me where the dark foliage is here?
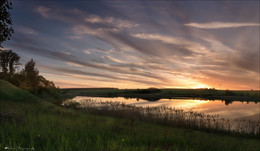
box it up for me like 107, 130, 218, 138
0, 0, 13, 46
0, 53, 58, 97
225, 89, 233, 96
19, 59, 57, 95
0, 49, 20, 77
0, 0, 59, 99
124, 88, 162, 94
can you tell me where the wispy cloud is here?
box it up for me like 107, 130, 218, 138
9, 33, 170, 83
73, 24, 194, 57
35, 6, 50, 18
5, 1, 259, 89
85, 14, 139, 29
16, 26, 38, 35
83, 50, 92, 55
103, 55, 126, 64
184, 22, 260, 29
131, 33, 209, 53
40, 65, 167, 86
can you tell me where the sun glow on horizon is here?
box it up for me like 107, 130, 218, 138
191, 84, 211, 89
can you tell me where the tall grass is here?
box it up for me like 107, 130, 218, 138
0, 99, 208, 151
1, 99, 260, 150
64, 99, 260, 136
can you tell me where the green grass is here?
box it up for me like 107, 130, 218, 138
1, 80, 260, 151
0, 80, 39, 102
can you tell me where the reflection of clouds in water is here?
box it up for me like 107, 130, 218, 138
162, 99, 208, 108
72, 96, 259, 120
74, 97, 208, 108
192, 101, 259, 119
129, 101, 175, 107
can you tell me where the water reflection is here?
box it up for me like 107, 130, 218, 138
138, 97, 259, 105
221, 100, 259, 105
71, 96, 260, 121
127, 97, 161, 102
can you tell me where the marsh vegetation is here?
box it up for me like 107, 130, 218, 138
63, 98, 260, 136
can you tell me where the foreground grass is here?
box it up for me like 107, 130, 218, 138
1, 100, 260, 151
1, 81, 260, 151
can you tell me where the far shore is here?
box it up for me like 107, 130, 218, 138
61, 88, 260, 102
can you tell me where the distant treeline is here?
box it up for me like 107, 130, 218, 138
62, 88, 119, 90
61, 87, 259, 102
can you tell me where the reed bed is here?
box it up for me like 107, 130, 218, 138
63, 99, 260, 136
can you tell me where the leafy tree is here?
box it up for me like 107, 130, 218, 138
8, 51, 20, 74
38, 75, 55, 88
20, 59, 56, 94
0, 1, 58, 97
0, 0, 13, 47
0, 49, 20, 78
0, 50, 21, 87
0, 0, 16, 80
20, 59, 40, 92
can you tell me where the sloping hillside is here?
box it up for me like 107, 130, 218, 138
0, 80, 39, 102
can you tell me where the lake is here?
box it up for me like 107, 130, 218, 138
69, 96, 260, 121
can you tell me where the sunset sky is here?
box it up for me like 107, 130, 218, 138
3, 1, 260, 89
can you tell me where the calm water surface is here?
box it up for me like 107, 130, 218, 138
71, 96, 260, 121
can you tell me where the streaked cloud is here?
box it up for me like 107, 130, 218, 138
184, 22, 260, 29
40, 65, 168, 86
3, 1, 259, 89
16, 26, 38, 35
35, 6, 50, 18
103, 56, 126, 64
83, 50, 92, 55
85, 14, 139, 29
9, 33, 170, 83
131, 33, 209, 53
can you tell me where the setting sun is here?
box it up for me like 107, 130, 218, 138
192, 84, 211, 89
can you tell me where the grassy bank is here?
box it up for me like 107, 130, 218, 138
1, 80, 260, 151
61, 88, 260, 102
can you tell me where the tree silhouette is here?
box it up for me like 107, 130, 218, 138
0, 0, 13, 47
20, 59, 56, 94
20, 59, 40, 92
0, 49, 20, 76
0, 1, 57, 96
